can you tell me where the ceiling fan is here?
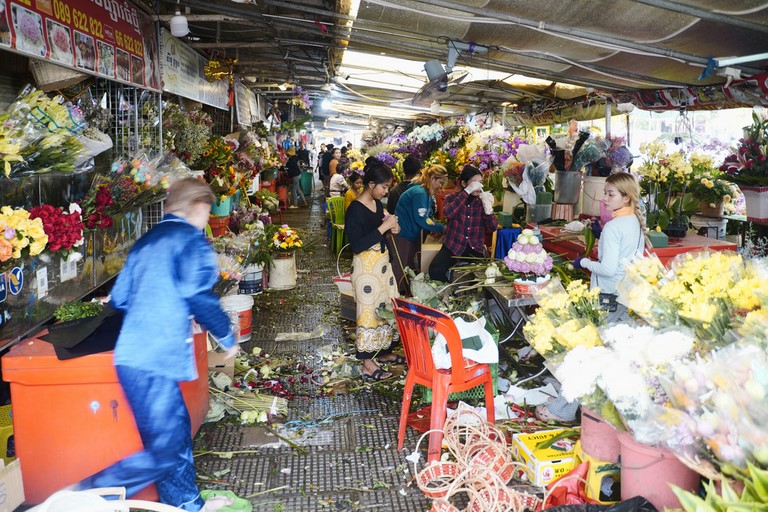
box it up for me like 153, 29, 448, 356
411, 41, 489, 106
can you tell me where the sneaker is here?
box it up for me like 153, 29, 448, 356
289, 205, 299, 209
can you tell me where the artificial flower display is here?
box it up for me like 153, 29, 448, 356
28, 203, 84, 256
503, 229, 553, 276
0, 206, 48, 269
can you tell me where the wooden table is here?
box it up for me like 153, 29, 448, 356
538, 225, 737, 266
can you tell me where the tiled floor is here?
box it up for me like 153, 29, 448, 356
194, 189, 431, 511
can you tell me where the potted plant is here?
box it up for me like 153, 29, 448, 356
721, 113, 768, 222
689, 152, 740, 217
637, 140, 698, 236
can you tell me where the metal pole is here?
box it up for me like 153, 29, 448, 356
605, 103, 612, 139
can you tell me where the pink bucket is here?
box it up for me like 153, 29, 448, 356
581, 408, 620, 463
618, 432, 699, 511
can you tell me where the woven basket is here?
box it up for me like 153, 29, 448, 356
417, 462, 462, 499
29, 59, 88, 92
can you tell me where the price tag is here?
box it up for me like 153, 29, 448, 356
36, 267, 48, 298
60, 255, 78, 282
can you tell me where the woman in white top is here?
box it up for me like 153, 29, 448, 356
573, 172, 646, 324
329, 172, 348, 197
538, 173, 647, 424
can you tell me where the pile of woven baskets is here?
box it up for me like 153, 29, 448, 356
412, 409, 543, 512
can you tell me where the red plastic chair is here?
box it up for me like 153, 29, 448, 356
392, 298, 495, 462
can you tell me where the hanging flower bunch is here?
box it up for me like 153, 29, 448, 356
288, 86, 312, 111
79, 183, 114, 230
162, 103, 213, 167
0, 206, 48, 269
28, 203, 84, 256
271, 224, 302, 252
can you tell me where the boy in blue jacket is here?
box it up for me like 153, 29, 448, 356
77, 177, 239, 511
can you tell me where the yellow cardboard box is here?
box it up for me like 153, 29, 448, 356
512, 428, 579, 486
574, 440, 621, 503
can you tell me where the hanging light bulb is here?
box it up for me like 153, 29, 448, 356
169, 10, 189, 38
430, 101, 441, 115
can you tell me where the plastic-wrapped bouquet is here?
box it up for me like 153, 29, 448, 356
551, 322, 695, 430
646, 344, 768, 480
617, 251, 768, 346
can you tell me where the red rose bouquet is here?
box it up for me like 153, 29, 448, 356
29, 203, 85, 256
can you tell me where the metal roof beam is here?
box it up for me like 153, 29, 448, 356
405, 0, 763, 74
631, 0, 768, 34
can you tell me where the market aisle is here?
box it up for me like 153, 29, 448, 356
194, 189, 429, 511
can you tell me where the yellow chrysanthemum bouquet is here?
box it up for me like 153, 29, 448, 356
688, 152, 740, 214
523, 279, 605, 358
617, 251, 768, 348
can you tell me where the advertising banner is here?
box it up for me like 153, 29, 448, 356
160, 27, 228, 110
0, 0, 160, 90
234, 80, 255, 126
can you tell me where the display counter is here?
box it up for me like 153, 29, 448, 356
1, 330, 210, 504
538, 225, 737, 266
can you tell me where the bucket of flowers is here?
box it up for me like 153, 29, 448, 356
502, 228, 553, 294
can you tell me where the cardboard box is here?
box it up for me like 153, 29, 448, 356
0, 459, 24, 512
208, 350, 235, 378
512, 428, 579, 486
574, 441, 621, 503
340, 291, 356, 322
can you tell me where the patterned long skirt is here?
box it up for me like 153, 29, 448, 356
351, 246, 399, 357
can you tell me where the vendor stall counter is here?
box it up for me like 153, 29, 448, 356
537, 225, 736, 266
1, 330, 210, 504
485, 284, 537, 342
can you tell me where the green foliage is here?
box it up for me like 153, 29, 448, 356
53, 301, 103, 322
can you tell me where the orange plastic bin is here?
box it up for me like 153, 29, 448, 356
1, 330, 210, 504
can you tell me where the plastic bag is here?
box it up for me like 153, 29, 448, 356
432, 316, 498, 369
546, 497, 658, 511
510, 159, 552, 204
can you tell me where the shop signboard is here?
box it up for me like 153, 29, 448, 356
0, 0, 160, 90
160, 27, 228, 110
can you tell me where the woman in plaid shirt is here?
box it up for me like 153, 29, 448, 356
428, 165, 498, 282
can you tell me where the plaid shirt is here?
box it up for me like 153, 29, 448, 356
442, 190, 498, 255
